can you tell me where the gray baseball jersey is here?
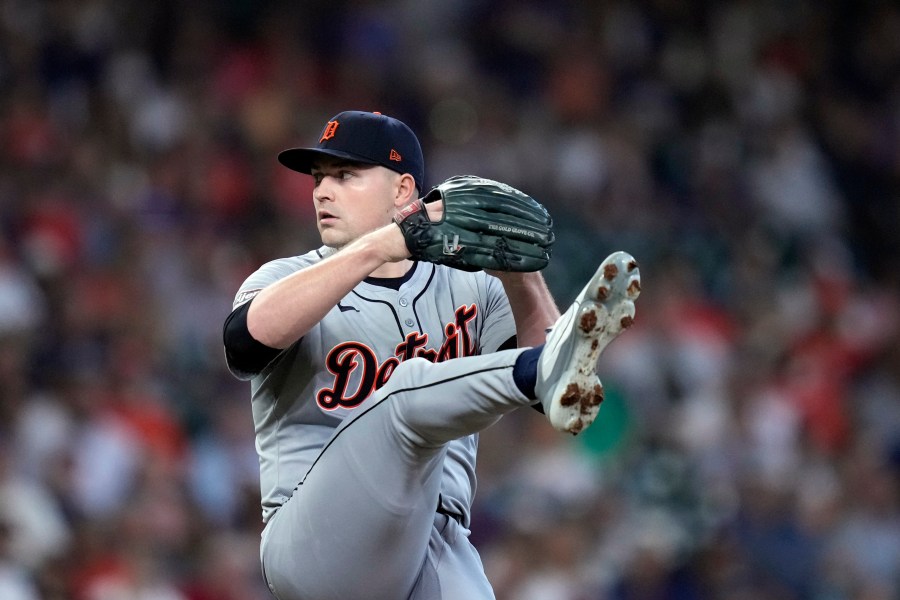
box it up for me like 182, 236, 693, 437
228, 246, 516, 525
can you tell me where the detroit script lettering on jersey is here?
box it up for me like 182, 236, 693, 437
317, 304, 478, 410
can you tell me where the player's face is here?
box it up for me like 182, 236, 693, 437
311, 159, 404, 248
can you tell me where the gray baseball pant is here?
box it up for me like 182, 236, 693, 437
259, 351, 533, 600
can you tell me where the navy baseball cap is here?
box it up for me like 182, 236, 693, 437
278, 111, 425, 190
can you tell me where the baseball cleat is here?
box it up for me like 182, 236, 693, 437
536, 251, 641, 434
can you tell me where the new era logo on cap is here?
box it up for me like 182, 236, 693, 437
278, 111, 425, 190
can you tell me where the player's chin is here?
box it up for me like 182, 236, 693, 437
319, 227, 351, 248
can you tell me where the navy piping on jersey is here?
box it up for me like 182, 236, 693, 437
291, 362, 515, 495
348, 262, 419, 338
350, 290, 405, 338
410, 263, 437, 332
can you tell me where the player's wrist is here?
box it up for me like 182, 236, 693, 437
488, 270, 544, 287
357, 224, 411, 264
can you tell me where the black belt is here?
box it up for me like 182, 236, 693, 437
436, 495, 464, 524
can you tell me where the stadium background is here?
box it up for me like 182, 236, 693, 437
0, 0, 898, 598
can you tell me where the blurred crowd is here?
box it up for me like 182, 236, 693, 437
1, 0, 899, 599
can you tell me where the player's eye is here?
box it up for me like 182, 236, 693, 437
339, 170, 354, 180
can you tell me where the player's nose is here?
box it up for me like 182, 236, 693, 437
313, 179, 334, 203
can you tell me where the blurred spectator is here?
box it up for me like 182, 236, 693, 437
0, 519, 40, 600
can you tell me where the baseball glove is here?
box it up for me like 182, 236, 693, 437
393, 175, 554, 272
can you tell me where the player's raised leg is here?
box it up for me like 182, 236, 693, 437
536, 251, 641, 433
260, 352, 528, 600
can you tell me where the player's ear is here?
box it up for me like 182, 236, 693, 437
393, 172, 417, 208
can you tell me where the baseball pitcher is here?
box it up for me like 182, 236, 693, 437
222, 111, 640, 599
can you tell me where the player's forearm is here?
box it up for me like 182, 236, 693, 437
247, 230, 399, 349
493, 271, 560, 347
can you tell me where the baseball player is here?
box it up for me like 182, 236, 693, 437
223, 111, 640, 600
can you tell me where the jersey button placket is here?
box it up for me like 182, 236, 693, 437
398, 297, 415, 328
397, 296, 416, 333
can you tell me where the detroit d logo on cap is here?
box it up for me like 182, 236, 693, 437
320, 120, 339, 142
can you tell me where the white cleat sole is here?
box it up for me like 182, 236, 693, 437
538, 251, 641, 434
